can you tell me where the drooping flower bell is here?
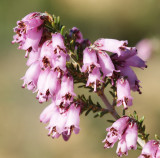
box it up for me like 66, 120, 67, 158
103, 116, 138, 157
56, 75, 76, 108
36, 69, 60, 103
97, 51, 116, 77
86, 67, 103, 91
138, 140, 160, 158
117, 78, 133, 109
40, 102, 81, 141
22, 61, 41, 91
12, 12, 45, 52
81, 47, 99, 73
94, 38, 128, 56
62, 103, 81, 141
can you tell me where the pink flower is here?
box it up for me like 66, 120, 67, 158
22, 61, 41, 91
40, 40, 56, 69
103, 116, 129, 148
138, 140, 159, 158
116, 136, 128, 157
118, 66, 141, 93
94, 38, 128, 56
125, 122, 138, 150
41, 102, 81, 141
86, 67, 103, 91
46, 107, 68, 139
69, 27, 84, 44
12, 12, 44, 52
56, 75, 76, 107
40, 34, 67, 72
40, 102, 57, 123
36, 69, 49, 103
26, 48, 40, 66
54, 52, 67, 72
81, 47, 99, 73
136, 39, 153, 61
117, 78, 133, 109
36, 69, 59, 103
52, 33, 66, 52
97, 51, 116, 77
62, 103, 80, 141
103, 116, 138, 156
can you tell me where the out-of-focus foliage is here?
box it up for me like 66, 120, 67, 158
0, 0, 160, 158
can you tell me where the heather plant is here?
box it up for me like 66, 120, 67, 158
12, 12, 159, 157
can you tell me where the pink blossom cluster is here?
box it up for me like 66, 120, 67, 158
82, 38, 147, 109
103, 116, 138, 157
13, 12, 154, 157
139, 140, 160, 158
12, 12, 88, 140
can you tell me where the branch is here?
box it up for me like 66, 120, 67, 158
97, 91, 120, 120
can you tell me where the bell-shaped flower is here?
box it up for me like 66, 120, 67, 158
62, 104, 81, 141
40, 102, 57, 123
36, 69, 49, 103
94, 38, 128, 56
22, 12, 44, 29
138, 140, 159, 158
46, 107, 68, 139
40, 40, 56, 69
52, 33, 66, 53
26, 49, 40, 66
118, 66, 141, 93
116, 136, 128, 157
125, 55, 147, 69
117, 78, 133, 109
12, 12, 44, 52
81, 47, 99, 73
22, 61, 41, 91
103, 116, 129, 148
56, 75, 76, 107
54, 52, 67, 72
103, 116, 138, 157
125, 121, 138, 150
36, 70, 59, 103
97, 51, 116, 77
86, 67, 103, 91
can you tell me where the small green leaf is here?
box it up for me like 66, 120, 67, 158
133, 111, 138, 120
107, 120, 115, 123
109, 91, 115, 97
123, 109, 126, 116
139, 116, 145, 123
85, 109, 92, 116
60, 26, 65, 35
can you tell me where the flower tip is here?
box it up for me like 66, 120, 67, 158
21, 85, 25, 88
124, 107, 128, 110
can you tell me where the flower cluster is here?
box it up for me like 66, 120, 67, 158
12, 12, 89, 140
103, 116, 138, 157
82, 38, 146, 109
13, 12, 155, 158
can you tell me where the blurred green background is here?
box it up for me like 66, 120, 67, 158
0, 0, 160, 157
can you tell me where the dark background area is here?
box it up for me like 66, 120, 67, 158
0, 0, 160, 157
